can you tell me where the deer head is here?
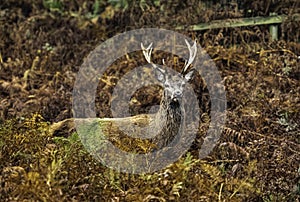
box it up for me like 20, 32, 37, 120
141, 40, 197, 104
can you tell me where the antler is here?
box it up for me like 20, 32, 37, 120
141, 41, 197, 74
141, 42, 153, 63
141, 42, 163, 72
182, 39, 197, 74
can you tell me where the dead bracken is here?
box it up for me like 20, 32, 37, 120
0, 0, 299, 201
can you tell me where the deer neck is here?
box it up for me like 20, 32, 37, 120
151, 96, 183, 148
154, 96, 183, 131
160, 98, 182, 118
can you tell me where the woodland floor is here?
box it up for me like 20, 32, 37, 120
0, 0, 299, 201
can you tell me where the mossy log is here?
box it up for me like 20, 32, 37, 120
176, 14, 300, 31
49, 115, 157, 153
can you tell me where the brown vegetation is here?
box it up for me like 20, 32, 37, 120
0, 0, 299, 201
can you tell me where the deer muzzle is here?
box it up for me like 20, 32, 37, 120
171, 90, 183, 102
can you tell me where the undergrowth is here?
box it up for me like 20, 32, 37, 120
0, 114, 262, 201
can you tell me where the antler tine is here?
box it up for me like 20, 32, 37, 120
182, 39, 197, 73
141, 42, 153, 64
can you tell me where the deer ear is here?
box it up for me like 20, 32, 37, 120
154, 66, 166, 82
184, 69, 195, 81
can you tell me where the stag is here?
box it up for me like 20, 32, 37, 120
140, 40, 197, 149
50, 40, 198, 151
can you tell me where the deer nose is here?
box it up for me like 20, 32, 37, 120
174, 90, 182, 97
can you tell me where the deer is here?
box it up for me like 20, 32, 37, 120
139, 40, 197, 149
49, 39, 198, 152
